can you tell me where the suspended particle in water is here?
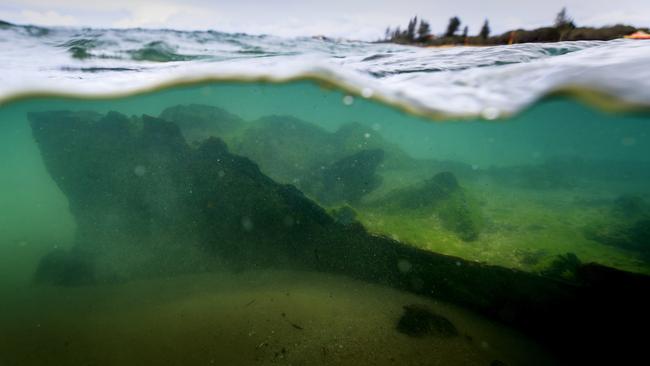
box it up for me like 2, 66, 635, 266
218, 170, 226, 178
342, 95, 354, 105
397, 259, 412, 273
361, 88, 374, 98
621, 137, 637, 146
410, 277, 424, 291
364, 132, 371, 139
242, 216, 254, 232
283, 215, 295, 227
471, 164, 479, 171
372, 123, 381, 131
134, 165, 146, 176
481, 107, 500, 120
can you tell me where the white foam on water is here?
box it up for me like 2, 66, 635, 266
1, 23, 650, 116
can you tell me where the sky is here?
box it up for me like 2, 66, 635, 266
1, 0, 648, 40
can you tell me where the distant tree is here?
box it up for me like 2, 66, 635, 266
407, 16, 418, 42
385, 27, 391, 40
417, 19, 431, 41
391, 26, 404, 41
462, 26, 468, 38
554, 7, 576, 41
480, 19, 491, 39
445, 16, 461, 37
554, 7, 575, 29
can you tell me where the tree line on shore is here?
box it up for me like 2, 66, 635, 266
383, 8, 646, 46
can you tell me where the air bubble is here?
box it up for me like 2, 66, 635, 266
342, 95, 354, 105
241, 216, 254, 231
397, 259, 412, 273
361, 88, 374, 98
134, 165, 146, 176
481, 107, 500, 120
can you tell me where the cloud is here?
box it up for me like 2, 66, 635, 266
113, 3, 199, 28
20, 9, 80, 26
0, 0, 648, 39
580, 10, 650, 27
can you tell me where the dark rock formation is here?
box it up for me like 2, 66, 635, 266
486, 159, 576, 190
159, 104, 244, 144
396, 304, 458, 338
305, 149, 384, 205
586, 219, 650, 253
584, 194, 650, 256
484, 158, 650, 191
34, 249, 95, 286
331, 122, 411, 168
232, 115, 339, 184
377, 172, 481, 241
613, 194, 648, 218
330, 205, 358, 226
233, 117, 391, 204
383, 171, 460, 210
28, 109, 650, 365
539, 253, 582, 281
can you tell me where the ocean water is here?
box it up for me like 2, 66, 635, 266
1, 22, 650, 365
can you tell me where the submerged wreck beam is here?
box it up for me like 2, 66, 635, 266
29, 110, 649, 364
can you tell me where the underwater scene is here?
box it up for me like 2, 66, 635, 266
1, 80, 649, 366
1, 19, 650, 366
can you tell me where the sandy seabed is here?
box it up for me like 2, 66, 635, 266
0, 268, 558, 366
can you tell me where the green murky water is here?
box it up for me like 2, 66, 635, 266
1, 80, 649, 365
